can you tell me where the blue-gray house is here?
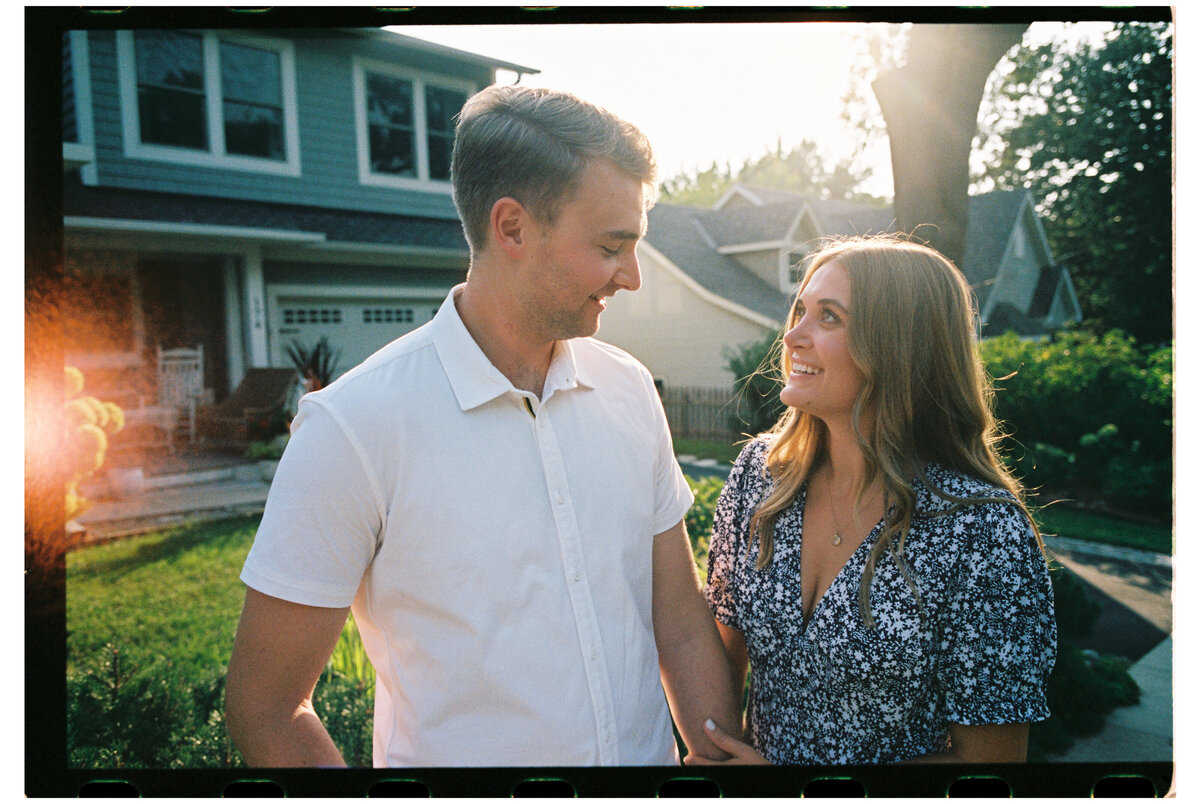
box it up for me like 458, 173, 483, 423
61, 27, 536, 404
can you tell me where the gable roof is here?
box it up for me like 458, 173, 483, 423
645, 204, 792, 322
646, 183, 1035, 321
959, 189, 1027, 307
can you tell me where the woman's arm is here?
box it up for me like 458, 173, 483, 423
715, 620, 749, 721
901, 722, 1029, 764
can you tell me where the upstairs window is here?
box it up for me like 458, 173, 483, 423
220, 40, 285, 160
355, 59, 472, 190
118, 30, 299, 175
134, 30, 208, 150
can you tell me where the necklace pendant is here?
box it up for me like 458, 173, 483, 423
832, 531, 842, 546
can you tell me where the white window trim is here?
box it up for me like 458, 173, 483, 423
352, 56, 475, 192
116, 29, 301, 177
68, 31, 99, 186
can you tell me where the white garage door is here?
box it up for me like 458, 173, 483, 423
270, 295, 442, 380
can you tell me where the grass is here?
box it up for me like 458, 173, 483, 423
66, 515, 258, 678
674, 437, 745, 465
1035, 503, 1172, 555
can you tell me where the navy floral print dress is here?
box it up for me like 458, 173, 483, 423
705, 439, 1056, 765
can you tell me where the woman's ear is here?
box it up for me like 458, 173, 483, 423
490, 197, 529, 258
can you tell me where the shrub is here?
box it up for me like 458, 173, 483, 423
981, 329, 1171, 517
684, 475, 724, 582
1027, 567, 1140, 760
725, 331, 786, 437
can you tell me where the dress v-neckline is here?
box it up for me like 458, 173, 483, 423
797, 484, 886, 630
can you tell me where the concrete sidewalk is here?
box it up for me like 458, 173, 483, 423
76, 459, 1173, 766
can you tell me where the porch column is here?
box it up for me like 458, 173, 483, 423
222, 258, 246, 388
242, 246, 269, 368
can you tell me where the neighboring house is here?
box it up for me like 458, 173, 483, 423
61, 27, 536, 404
599, 182, 1082, 393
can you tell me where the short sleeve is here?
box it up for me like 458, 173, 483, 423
938, 502, 1057, 725
240, 396, 386, 608
704, 440, 767, 629
647, 375, 695, 535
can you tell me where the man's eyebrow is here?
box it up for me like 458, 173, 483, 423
607, 228, 645, 240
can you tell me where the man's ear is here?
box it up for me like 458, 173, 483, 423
490, 197, 531, 258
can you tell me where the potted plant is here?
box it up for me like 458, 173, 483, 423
245, 434, 289, 482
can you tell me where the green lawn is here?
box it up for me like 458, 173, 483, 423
1035, 504, 1171, 555
66, 515, 257, 678
674, 437, 745, 465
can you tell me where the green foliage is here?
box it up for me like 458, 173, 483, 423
980, 329, 1171, 515
684, 475, 725, 582
66, 517, 373, 769
286, 336, 342, 392
67, 643, 238, 769
245, 434, 289, 461
1029, 567, 1140, 760
725, 331, 787, 438
978, 22, 1172, 344
1036, 503, 1170, 556
660, 139, 884, 209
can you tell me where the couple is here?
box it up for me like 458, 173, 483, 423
225, 86, 1056, 767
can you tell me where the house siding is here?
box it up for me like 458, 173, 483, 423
79, 29, 489, 221
730, 249, 782, 291
599, 247, 772, 390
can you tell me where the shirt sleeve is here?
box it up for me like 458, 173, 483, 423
648, 376, 695, 535
704, 440, 766, 629
240, 396, 386, 608
938, 501, 1057, 725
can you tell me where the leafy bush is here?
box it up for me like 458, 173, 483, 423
725, 331, 786, 437
684, 475, 725, 582
981, 329, 1171, 516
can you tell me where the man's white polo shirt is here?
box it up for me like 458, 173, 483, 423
241, 285, 694, 767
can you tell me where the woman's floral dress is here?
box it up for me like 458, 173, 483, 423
705, 439, 1056, 764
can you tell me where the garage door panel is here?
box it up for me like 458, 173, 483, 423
270, 296, 439, 381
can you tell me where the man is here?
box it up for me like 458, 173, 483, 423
225, 85, 739, 767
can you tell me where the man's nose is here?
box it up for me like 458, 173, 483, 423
615, 248, 642, 292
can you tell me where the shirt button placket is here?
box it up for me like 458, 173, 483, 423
533, 405, 619, 765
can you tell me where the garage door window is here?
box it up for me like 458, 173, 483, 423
283, 308, 343, 325
363, 308, 415, 324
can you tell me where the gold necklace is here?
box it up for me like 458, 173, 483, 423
824, 471, 845, 546
824, 472, 879, 547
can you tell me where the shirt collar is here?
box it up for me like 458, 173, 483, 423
432, 284, 594, 412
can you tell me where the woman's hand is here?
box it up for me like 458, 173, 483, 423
683, 719, 771, 765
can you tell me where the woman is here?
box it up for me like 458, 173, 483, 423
688, 236, 1056, 766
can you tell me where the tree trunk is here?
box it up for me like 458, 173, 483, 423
873, 24, 1027, 268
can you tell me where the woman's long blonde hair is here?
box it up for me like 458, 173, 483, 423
747, 235, 1039, 629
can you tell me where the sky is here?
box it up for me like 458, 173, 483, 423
388, 18, 1120, 201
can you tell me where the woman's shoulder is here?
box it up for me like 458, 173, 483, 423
724, 437, 773, 494
916, 464, 1019, 511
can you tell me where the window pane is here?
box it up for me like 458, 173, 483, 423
220, 41, 281, 106
425, 86, 466, 134
225, 102, 284, 159
135, 30, 207, 149
428, 133, 452, 181
370, 125, 415, 176
138, 86, 208, 149
367, 73, 413, 128
135, 30, 203, 90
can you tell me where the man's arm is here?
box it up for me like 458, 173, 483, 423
901, 722, 1029, 763
652, 518, 741, 761
225, 587, 352, 767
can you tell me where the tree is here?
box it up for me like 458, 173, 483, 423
872, 24, 1028, 268
977, 22, 1172, 345
660, 139, 878, 209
